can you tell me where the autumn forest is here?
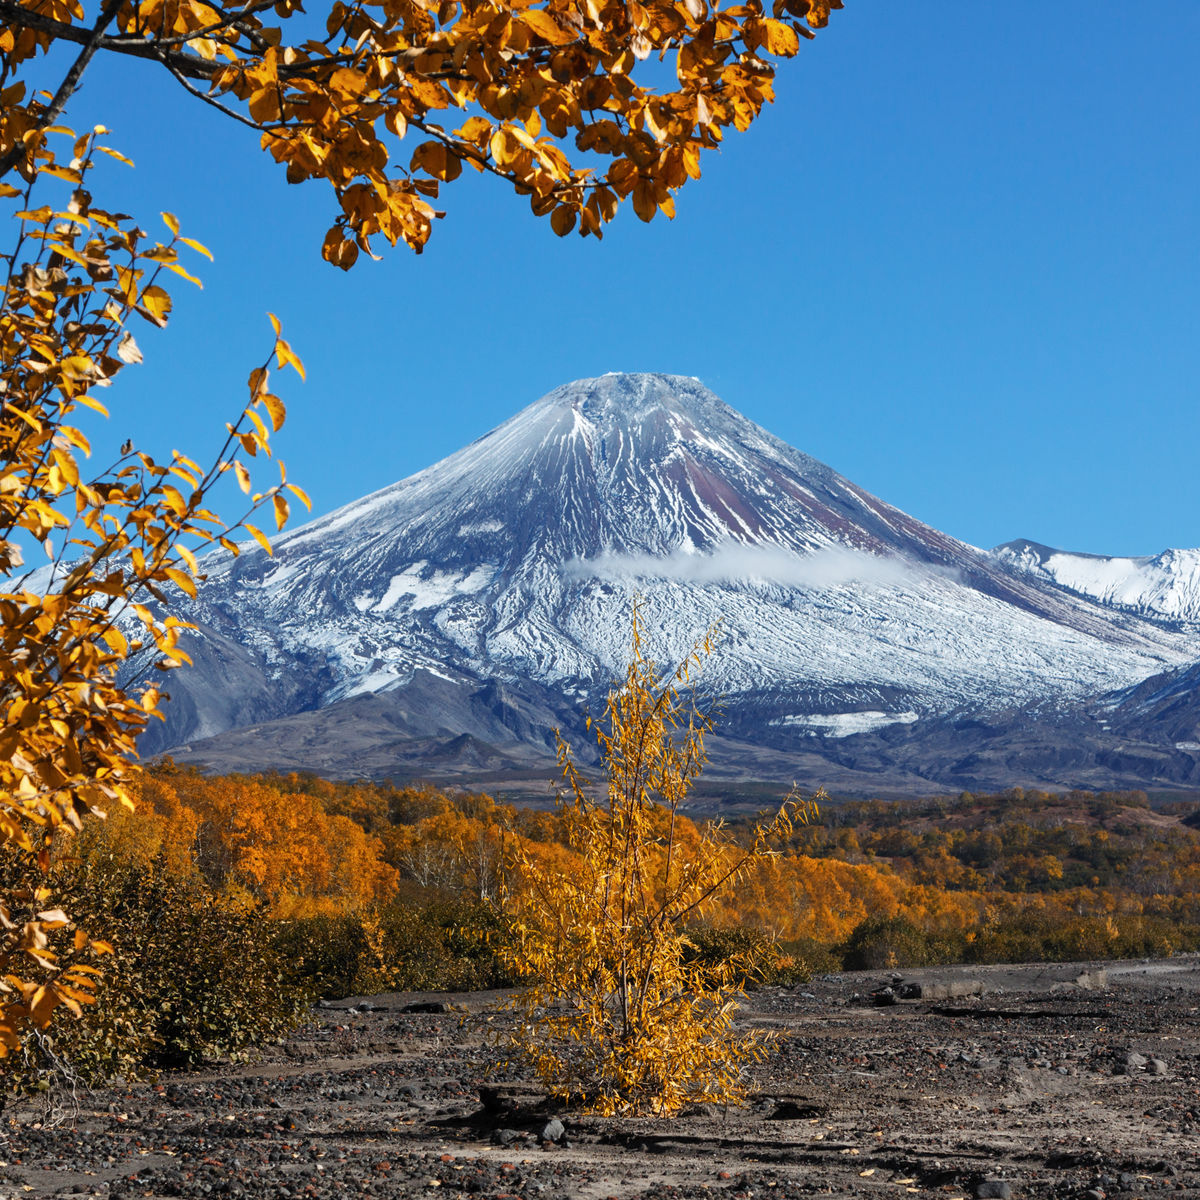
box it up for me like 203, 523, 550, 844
7, 746, 1199, 1095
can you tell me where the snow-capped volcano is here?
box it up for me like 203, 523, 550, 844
150, 374, 1200, 794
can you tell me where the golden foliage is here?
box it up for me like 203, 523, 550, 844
0, 130, 303, 1056
116, 766, 401, 917
498, 604, 820, 1116
0, 0, 844, 263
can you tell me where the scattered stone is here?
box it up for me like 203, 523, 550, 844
540, 1118, 565, 1144
1148, 1057, 1169, 1076
976, 1180, 1013, 1199
900, 978, 986, 1001
1123, 1051, 1148, 1073
680, 1102, 727, 1118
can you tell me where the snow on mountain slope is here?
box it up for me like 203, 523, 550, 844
992, 540, 1200, 625
150, 373, 1196, 766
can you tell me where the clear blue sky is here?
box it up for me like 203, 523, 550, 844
48, 3, 1200, 558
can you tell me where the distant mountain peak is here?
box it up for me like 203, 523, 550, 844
991, 539, 1200, 624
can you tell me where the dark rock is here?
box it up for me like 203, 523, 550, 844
976, 1181, 1012, 1199
401, 1001, 449, 1014
768, 1100, 826, 1120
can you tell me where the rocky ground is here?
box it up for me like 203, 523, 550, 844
3, 958, 1200, 1200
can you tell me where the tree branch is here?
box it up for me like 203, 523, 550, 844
0, 0, 124, 177
0, 0, 217, 78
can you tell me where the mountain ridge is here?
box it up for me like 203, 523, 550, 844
136, 373, 1200, 796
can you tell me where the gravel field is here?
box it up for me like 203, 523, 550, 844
4, 958, 1200, 1200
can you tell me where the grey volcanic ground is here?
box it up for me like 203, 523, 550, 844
6, 958, 1200, 1199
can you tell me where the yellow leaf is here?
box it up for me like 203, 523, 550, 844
101, 626, 129, 655
551, 206, 577, 237
180, 236, 213, 260
97, 146, 134, 167
329, 66, 368, 100
245, 523, 274, 556
455, 116, 492, 144
261, 393, 286, 431
246, 408, 270, 441
162, 211, 180, 236
163, 567, 197, 597
761, 18, 800, 56
166, 261, 203, 288
273, 493, 289, 529
523, 9, 575, 44
322, 229, 360, 270
632, 178, 657, 222
286, 482, 312, 510
248, 366, 270, 398
234, 460, 252, 494
138, 284, 172, 327
410, 141, 463, 183
275, 338, 306, 381
248, 86, 282, 123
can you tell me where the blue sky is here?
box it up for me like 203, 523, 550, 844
45, 4, 1200, 557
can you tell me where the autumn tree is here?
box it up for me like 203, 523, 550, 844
0, 0, 843, 265
0, 132, 304, 1055
499, 606, 819, 1116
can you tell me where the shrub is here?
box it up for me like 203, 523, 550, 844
270, 915, 372, 1000
2, 849, 307, 1092
841, 915, 963, 971
774, 936, 842, 981
272, 900, 515, 999
681, 925, 827, 988
498, 609, 820, 1116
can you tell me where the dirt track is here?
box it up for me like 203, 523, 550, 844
3, 957, 1200, 1200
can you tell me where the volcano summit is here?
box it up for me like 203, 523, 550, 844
148, 373, 1200, 797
